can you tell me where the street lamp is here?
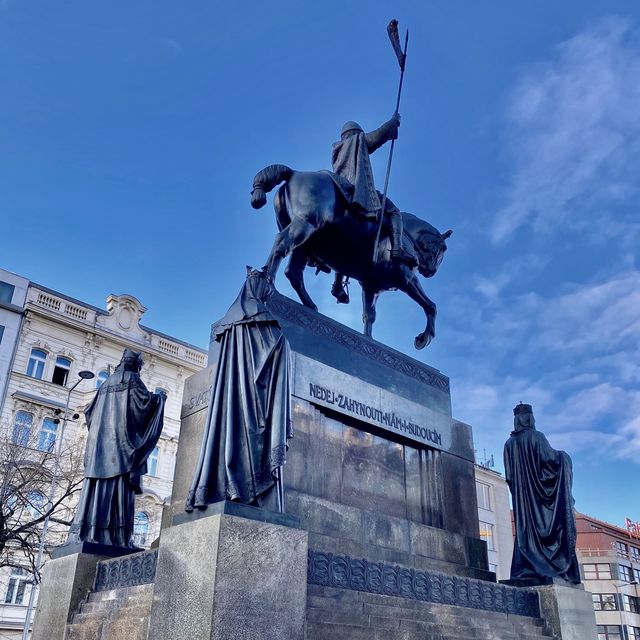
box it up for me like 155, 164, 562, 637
21, 370, 94, 640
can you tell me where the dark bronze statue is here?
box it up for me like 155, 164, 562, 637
504, 403, 580, 584
68, 349, 165, 548
185, 269, 292, 513
251, 116, 452, 350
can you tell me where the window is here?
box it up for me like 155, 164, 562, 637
12, 411, 33, 446
619, 564, 634, 582
629, 627, 640, 640
0, 281, 15, 304
51, 356, 71, 386
96, 371, 109, 388
479, 521, 495, 551
624, 595, 640, 614
4, 568, 27, 605
476, 482, 492, 510
488, 563, 498, 573
38, 417, 58, 451
631, 547, 640, 562
25, 491, 45, 519
0, 325, 4, 345
147, 447, 159, 477
616, 541, 629, 558
634, 568, 640, 584
132, 511, 149, 547
597, 626, 622, 640
593, 593, 618, 611
26, 348, 47, 379
584, 563, 613, 580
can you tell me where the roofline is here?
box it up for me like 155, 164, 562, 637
29, 282, 207, 355
576, 511, 637, 539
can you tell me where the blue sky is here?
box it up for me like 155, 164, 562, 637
1, 2, 639, 527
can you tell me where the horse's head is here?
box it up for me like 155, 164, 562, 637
413, 227, 452, 279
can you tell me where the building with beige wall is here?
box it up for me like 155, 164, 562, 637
474, 463, 514, 582
0, 269, 206, 638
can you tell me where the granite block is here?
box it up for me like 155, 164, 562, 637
149, 511, 308, 640
534, 583, 597, 640
31, 552, 105, 640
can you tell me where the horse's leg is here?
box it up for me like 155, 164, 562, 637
263, 216, 316, 281
285, 248, 317, 311
362, 285, 379, 338
401, 275, 437, 350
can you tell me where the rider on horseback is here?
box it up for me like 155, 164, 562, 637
330, 113, 417, 303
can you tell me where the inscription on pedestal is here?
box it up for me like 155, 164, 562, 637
293, 354, 452, 451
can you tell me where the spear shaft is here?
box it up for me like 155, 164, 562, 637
373, 28, 409, 263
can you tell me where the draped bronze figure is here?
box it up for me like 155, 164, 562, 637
68, 349, 165, 548
504, 403, 580, 584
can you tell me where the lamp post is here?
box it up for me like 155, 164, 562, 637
21, 370, 94, 640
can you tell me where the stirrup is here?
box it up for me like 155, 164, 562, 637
331, 282, 350, 305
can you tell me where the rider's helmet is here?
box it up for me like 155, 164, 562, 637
340, 121, 363, 138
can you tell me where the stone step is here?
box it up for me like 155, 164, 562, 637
306, 586, 554, 639
80, 593, 153, 613
86, 583, 153, 602
307, 620, 554, 640
308, 586, 548, 629
307, 609, 552, 640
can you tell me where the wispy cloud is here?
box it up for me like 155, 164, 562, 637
492, 16, 640, 244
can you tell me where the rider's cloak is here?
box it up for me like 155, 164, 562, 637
332, 131, 381, 217
504, 418, 580, 584
185, 270, 292, 511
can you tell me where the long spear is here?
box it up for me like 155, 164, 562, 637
373, 19, 409, 262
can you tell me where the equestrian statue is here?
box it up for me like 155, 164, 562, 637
250, 21, 452, 350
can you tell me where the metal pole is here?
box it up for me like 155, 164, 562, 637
373, 29, 409, 262
20, 376, 84, 640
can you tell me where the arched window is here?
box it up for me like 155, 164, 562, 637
12, 411, 33, 446
147, 447, 159, 477
52, 356, 72, 386
25, 491, 45, 519
96, 370, 109, 389
26, 349, 47, 379
132, 511, 149, 547
38, 417, 58, 451
4, 568, 28, 605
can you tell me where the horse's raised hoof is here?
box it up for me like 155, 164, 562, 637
414, 332, 432, 350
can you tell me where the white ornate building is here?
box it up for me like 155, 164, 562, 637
0, 268, 206, 638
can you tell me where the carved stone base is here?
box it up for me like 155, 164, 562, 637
534, 583, 598, 640
31, 551, 106, 640
149, 509, 309, 640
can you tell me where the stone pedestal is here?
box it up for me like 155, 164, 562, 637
535, 583, 598, 640
31, 552, 105, 640
149, 507, 309, 640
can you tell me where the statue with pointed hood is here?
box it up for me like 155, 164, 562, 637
503, 403, 580, 584
68, 349, 166, 548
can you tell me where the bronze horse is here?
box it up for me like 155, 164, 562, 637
252, 164, 451, 349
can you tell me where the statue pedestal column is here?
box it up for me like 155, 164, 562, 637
535, 583, 598, 640
31, 551, 105, 640
149, 503, 308, 640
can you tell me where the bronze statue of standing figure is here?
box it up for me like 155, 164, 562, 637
68, 349, 166, 548
504, 403, 581, 584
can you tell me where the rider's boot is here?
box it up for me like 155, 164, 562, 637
331, 273, 350, 304
388, 212, 418, 267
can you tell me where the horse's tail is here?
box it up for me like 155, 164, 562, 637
251, 164, 293, 209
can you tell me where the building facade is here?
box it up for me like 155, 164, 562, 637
576, 513, 640, 640
474, 462, 514, 581
0, 270, 206, 638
